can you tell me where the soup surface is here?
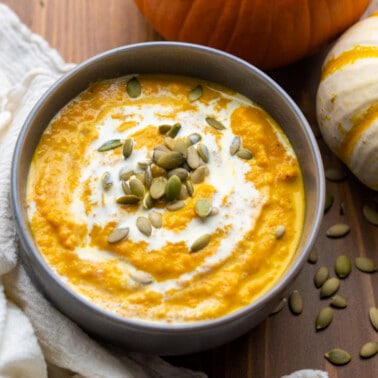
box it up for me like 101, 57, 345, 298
27, 74, 304, 323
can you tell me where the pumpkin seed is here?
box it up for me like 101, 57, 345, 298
122, 180, 131, 195
363, 205, 378, 226
148, 211, 163, 228
288, 290, 303, 315
205, 116, 226, 130
325, 167, 347, 182
360, 342, 378, 359
190, 233, 211, 252
166, 200, 186, 211
119, 168, 134, 181
164, 136, 176, 150
307, 247, 318, 264
185, 180, 194, 197
275, 225, 286, 239
157, 151, 185, 169
126, 76, 141, 98
98, 139, 122, 152
167, 167, 189, 181
330, 294, 348, 309
136, 216, 152, 236
230, 136, 241, 156
152, 149, 167, 163
326, 223, 350, 238
369, 307, 378, 331
210, 207, 219, 216
158, 124, 172, 134
270, 298, 287, 315
116, 194, 140, 205
316, 306, 333, 331
173, 139, 189, 156
150, 177, 167, 199
187, 133, 202, 145
101, 171, 113, 190
129, 178, 145, 198
355, 256, 377, 273
324, 192, 334, 213
191, 165, 208, 184
165, 175, 182, 201
236, 147, 253, 160
195, 198, 212, 218
135, 171, 146, 185
197, 143, 209, 163
179, 184, 189, 200
123, 138, 134, 159
320, 277, 340, 298
335, 254, 352, 278
188, 84, 203, 102
107, 227, 129, 244
324, 348, 351, 365
137, 160, 152, 170
151, 164, 166, 178
314, 266, 329, 288
166, 123, 181, 138
186, 146, 201, 169
129, 270, 153, 285
154, 144, 170, 152
145, 165, 152, 189
143, 192, 154, 209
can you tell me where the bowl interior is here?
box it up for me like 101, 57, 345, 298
11, 42, 325, 352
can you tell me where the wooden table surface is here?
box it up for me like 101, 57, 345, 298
3, 1, 378, 377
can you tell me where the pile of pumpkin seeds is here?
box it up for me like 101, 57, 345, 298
96, 76, 253, 253
272, 165, 378, 367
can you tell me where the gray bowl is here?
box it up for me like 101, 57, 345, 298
11, 42, 325, 355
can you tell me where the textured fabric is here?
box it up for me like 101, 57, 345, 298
0, 3, 205, 377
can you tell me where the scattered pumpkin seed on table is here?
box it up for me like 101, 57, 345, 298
335, 254, 352, 278
314, 266, 329, 288
369, 306, 378, 332
355, 256, 377, 273
326, 223, 350, 238
330, 294, 348, 309
316, 306, 333, 331
288, 290, 303, 315
324, 192, 334, 213
307, 247, 318, 264
320, 277, 340, 298
324, 348, 351, 366
363, 205, 378, 226
360, 342, 378, 359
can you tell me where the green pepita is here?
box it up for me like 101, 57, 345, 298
288, 290, 303, 315
126, 76, 141, 98
363, 205, 378, 226
187, 145, 201, 169
316, 306, 333, 331
157, 151, 185, 169
326, 223, 350, 238
158, 124, 172, 134
314, 266, 329, 288
324, 192, 334, 213
230, 136, 241, 156
270, 298, 287, 315
360, 342, 378, 359
173, 139, 189, 156
191, 165, 208, 184
119, 168, 134, 181
148, 211, 163, 228
107, 227, 129, 244
355, 256, 377, 273
142, 193, 154, 209
195, 198, 212, 218
320, 277, 340, 299
236, 147, 253, 160
116, 194, 140, 205
150, 177, 167, 199
167, 167, 189, 181
98, 139, 122, 152
145, 165, 152, 189
122, 180, 131, 195
166, 200, 186, 211
324, 348, 351, 365
188, 84, 203, 102
369, 307, 378, 331
205, 116, 226, 130
166, 123, 181, 138
335, 254, 352, 278
330, 294, 348, 309
190, 233, 211, 252
165, 175, 182, 201
185, 179, 194, 197
307, 247, 318, 264
136, 216, 152, 237
129, 178, 145, 198
123, 138, 134, 159
197, 143, 210, 163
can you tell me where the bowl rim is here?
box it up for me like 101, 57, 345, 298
11, 41, 325, 333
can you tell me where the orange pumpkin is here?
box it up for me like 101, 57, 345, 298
134, 0, 370, 70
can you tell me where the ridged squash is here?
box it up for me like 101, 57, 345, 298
316, 13, 378, 190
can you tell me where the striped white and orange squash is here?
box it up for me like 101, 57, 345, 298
316, 13, 378, 190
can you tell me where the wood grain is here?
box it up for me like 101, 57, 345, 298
2, 1, 378, 377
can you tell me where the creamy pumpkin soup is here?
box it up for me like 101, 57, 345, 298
27, 74, 304, 323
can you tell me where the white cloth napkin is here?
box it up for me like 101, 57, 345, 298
0, 4, 206, 377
